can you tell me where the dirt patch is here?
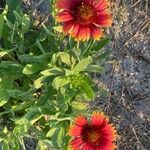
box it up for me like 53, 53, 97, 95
93, 0, 150, 149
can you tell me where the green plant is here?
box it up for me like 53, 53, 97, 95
0, 1, 112, 149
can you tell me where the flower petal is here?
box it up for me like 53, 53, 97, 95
56, 0, 112, 41
70, 23, 80, 38
74, 115, 88, 127
56, 11, 73, 22
56, 0, 80, 10
91, 26, 103, 40
100, 124, 117, 141
70, 137, 84, 150
84, 26, 91, 41
56, 0, 70, 10
94, 14, 112, 27
83, 0, 94, 4
95, 0, 110, 11
69, 125, 83, 136
75, 25, 91, 41
91, 112, 109, 126
82, 143, 93, 150
100, 142, 116, 150
69, 112, 117, 150
63, 21, 75, 34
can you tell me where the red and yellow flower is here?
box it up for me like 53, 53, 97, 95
69, 112, 117, 150
56, 0, 112, 41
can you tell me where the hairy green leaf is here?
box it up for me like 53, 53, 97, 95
86, 65, 104, 73
95, 51, 112, 61
46, 128, 57, 138
19, 53, 51, 63
71, 101, 87, 111
23, 63, 45, 75
91, 38, 110, 52
41, 67, 63, 76
81, 82, 94, 100
0, 47, 17, 58
58, 52, 71, 66
0, 74, 14, 106
0, 5, 8, 38
34, 76, 46, 89
57, 127, 65, 148
72, 56, 92, 73
21, 14, 30, 33
1, 140, 10, 150
52, 76, 70, 90
13, 10, 22, 26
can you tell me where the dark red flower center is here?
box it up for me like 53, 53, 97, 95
75, 2, 95, 24
87, 130, 101, 144
82, 126, 101, 145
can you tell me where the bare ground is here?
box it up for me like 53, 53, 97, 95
92, 0, 150, 149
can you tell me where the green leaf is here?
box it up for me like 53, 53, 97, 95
0, 74, 14, 106
42, 24, 56, 37
72, 56, 92, 73
86, 65, 104, 73
51, 53, 58, 65
0, 138, 4, 142
52, 76, 70, 90
6, 0, 21, 12
23, 63, 45, 75
36, 39, 45, 54
58, 100, 68, 112
53, 26, 63, 33
0, 5, 8, 38
0, 15, 4, 38
13, 123, 31, 136
19, 53, 51, 63
71, 101, 87, 111
61, 88, 76, 102
0, 47, 16, 58
58, 52, 71, 66
17, 108, 42, 124
9, 138, 20, 150
13, 101, 34, 112
13, 10, 22, 26
46, 128, 57, 138
0, 61, 23, 78
15, 117, 28, 125
55, 92, 69, 112
41, 67, 63, 76
57, 127, 65, 148
91, 38, 110, 52
36, 141, 48, 150
81, 82, 94, 100
36, 140, 53, 150
37, 105, 53, 115
3, 127, 8, 134
6, 89, 32, 99
1, 140, 10, 150
21, 14, 30, 33
95, 51, 112, 61
34, 76, 46, 89
4, 16, 14, 29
